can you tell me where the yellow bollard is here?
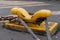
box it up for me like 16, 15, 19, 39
11, 7, 52, 22
9, 7, 58, 35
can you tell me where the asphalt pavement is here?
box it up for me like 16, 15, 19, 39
0, 1, 60, 40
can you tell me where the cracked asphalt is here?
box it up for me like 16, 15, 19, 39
0, 1, 60, 40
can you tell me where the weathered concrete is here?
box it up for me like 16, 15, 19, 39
0, 1, 59, 15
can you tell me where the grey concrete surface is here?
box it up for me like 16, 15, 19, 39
0, 1, 60, 40
0, 1, 59, 15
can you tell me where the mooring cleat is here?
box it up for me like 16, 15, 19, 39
11, 7, 52, 22
10, 8, 58, 35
